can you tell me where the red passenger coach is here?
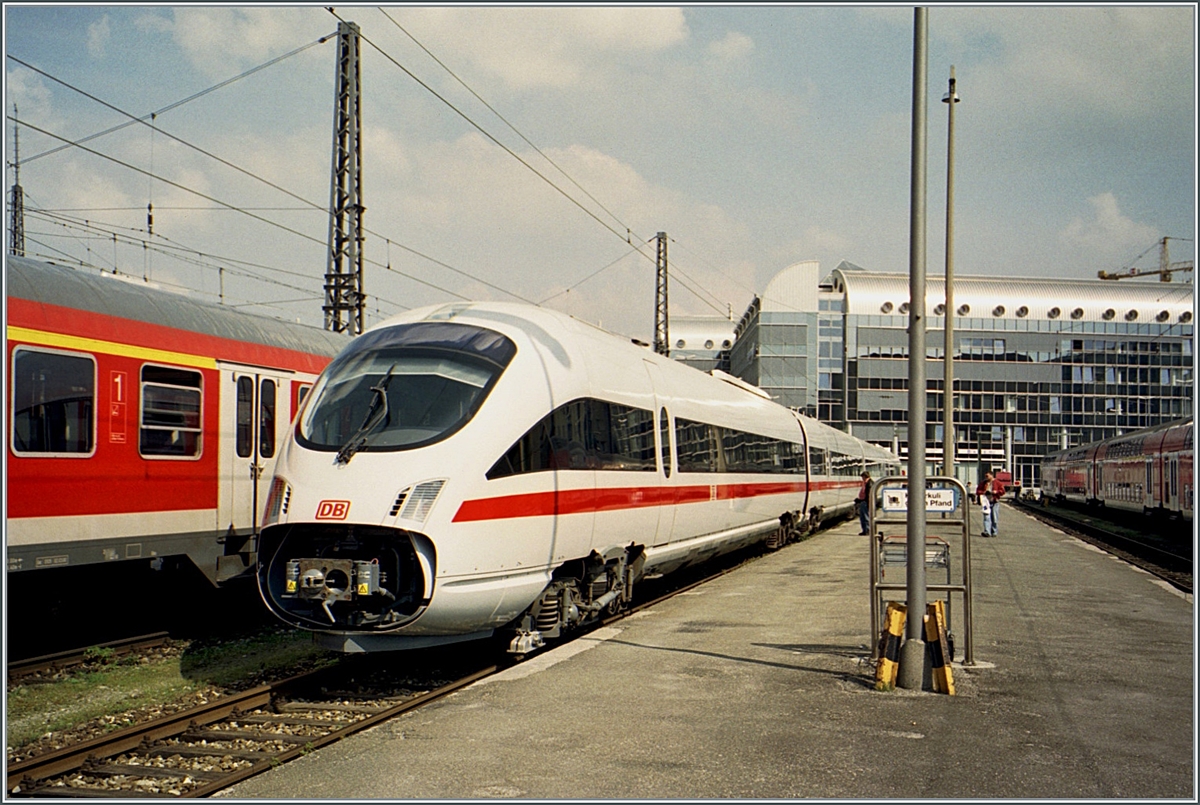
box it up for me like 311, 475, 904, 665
1041, 417, 1194, 522
6, 256, 347, 584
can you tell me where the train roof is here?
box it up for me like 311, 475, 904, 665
6, 255, 349, 359
1041, 416, 1194, 461
368, 301, 901, 462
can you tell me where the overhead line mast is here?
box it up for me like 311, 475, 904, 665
325, 21, 365, 334
654, 232, 669, 356
9, 103, 24, 256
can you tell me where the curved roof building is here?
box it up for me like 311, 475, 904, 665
731, 260, 1194, 488
829, 267, 1193, 326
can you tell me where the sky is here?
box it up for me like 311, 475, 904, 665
3, 4, 1196, 341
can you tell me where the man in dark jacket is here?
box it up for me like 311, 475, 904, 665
856, 471, 872, 535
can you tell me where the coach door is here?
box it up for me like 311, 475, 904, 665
1166, 454, 1179, 514
1145, 458, 1155, 511
219, 364, 292, 552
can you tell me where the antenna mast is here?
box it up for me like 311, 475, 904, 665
324, 21, 365, 334
9, 103, 25, 256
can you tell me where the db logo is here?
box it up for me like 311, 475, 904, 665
315, 500, 351, 520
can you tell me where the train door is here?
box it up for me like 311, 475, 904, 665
1145, 458, 1155, 511
1167, 454, 1179, 514
218, 363, 293, 578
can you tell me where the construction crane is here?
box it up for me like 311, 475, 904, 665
1099, 236, 1194, 282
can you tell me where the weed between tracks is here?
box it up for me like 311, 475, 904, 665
6, 627, 336, 756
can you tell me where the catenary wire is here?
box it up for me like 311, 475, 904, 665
8, 35, 337, 166
10, 58, 541, 307
355, 9, 738, 317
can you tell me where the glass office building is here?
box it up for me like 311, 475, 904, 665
731, 261, 1194, 488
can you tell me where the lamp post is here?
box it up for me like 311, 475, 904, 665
942, 67, 959, 482
899, 6, 929, 691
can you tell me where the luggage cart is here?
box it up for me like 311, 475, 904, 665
868, 476, 975, 665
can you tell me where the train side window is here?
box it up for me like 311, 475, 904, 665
593, 402, 655, 471
11, 347, 96, 456
809, 447, 827, 476
260, 379, 276, 459
675, 418, 718, 473
486, 398, 656, 479
236, 376, 254, 458
140, 365, 202, 458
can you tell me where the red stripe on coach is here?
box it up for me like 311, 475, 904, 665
452, 481, 811, 523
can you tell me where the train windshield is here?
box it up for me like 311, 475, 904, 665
298, 322, 516, 456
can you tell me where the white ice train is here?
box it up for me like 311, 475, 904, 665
256, 302, 899, 654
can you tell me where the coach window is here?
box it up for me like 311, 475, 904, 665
486, 399, 656, 479
11, 347, 96, 456
140, 365, 202, 458
675, 418, 718, 473
259, 379, 277, 459
236, 376, 254, 458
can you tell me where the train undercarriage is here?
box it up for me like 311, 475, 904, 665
258, 508, 819, 657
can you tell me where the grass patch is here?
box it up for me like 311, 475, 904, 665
6, 628, 335, 751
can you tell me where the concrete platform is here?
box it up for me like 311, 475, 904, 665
220, 504, 1194, 799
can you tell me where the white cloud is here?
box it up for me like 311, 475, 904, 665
86, 15, 111, 58
396, 7, 690, 90
132, 11, 173, 36
5, 67, 56, 124
936, 7, 1193, 118
708, 31, 754, 62
1059, 193, 1159, 268
170, 8, 330, 80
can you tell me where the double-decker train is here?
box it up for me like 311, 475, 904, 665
256, 301, 899, 655
1040, 417, 1193, 522
6, 256, 347, 585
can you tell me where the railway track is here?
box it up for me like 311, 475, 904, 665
6, 658, 500, 797
8, 633, 173, 685
6, 536, 784, 798
1016, 497, 1192, 594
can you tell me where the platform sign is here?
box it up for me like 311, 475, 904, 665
879, 487, 959, 513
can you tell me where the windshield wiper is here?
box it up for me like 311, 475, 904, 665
335, 365, 395, 465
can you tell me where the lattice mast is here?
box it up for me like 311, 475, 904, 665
9, 103, 25, 257
324, 21, 365, 334
653, 231, 669, 356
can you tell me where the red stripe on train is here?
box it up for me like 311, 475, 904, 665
451, 480, 856, 523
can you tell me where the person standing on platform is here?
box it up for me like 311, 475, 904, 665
976, 470, 1004, 537
856, 471, 872, 535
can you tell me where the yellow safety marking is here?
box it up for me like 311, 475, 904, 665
286, 580, 298, 593
924, 599, 956, 695
357, 583, 369, 596
7, 326, 217, 370
875, 601, 906, 691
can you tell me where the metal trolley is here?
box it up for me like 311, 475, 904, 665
868, 476, 976, 666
